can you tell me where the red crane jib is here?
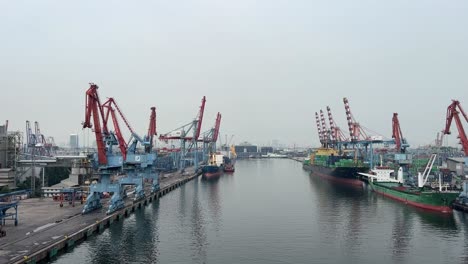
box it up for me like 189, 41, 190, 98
444, 100, 468, 155
392, 113, 403, 151
195, 96, 206, 140
147, 107, 157, 139
212, 112, 222, 142
83, 84, 107, 165
106, 106, 128, 160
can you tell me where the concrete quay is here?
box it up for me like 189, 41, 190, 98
0, 168, 201, 264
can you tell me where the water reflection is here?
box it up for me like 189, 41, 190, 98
190, 178, 208, 263
201, 175, 222, 232
390, 207, 413, 263
308, 173, 366, 260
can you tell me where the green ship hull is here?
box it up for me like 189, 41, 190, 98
369, 181, 459, 213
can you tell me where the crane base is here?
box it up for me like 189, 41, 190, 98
106, 193, 125, 215
82, 192, 102, 214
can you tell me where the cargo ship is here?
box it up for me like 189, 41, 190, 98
202, 153, 224, 179
303, 148, 368, 186
359, 155, 459, 213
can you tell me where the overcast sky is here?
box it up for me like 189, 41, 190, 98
1, 0, 467, 148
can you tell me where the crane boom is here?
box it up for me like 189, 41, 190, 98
195, 96, 206, 140
212, 112, 222, 143
326, 106, 348, 143
343, 97, 368, 141
320, 110, 329, 146
392, 113, 403, 152
315, 112, 323, 145
443, 100, 468, 155
83, 84, 107, 164
326, 107, 336, 142
106, 105, 128, 160
145, 107, 157, 153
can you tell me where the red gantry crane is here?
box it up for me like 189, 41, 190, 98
319, 110, 329, 147
326, 106, 349, 145
443, 100, 468, 156
343, 97, 369, 142
82, 83, 160, 214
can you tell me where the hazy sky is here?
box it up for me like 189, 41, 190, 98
1, 0, 467, 148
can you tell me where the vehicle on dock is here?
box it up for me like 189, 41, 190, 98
359, 154, 460, 213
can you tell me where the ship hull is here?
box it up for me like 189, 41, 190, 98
202, 165, 222, 179
223, 165, 235, 172
303, 164, 366, 187
369, 181, 458, 213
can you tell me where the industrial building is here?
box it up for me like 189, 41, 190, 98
260, 147, 274, 154
235, 142, 259, 158
447, 157, 466, 176
0, 123, 21, 189
69, 134, 79, 149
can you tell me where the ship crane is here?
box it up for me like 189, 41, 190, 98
82, 83, 160, 214
326, 106, 349, 147
392, 113, 409, 153
319, 110, 329, 148
443, 100, 468, 156
315, 112, 324, 146
343, 97, 369, 142
159, 96, 206, 171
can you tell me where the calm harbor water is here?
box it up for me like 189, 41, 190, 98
53, 159, 468, 264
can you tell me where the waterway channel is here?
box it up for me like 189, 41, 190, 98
52, 159, 468, 264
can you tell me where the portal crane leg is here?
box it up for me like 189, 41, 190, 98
82, 174, 125, 215
143, 171, 160, 193
120, 174, 146, 201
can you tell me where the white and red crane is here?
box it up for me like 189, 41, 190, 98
343, 97, 369, 142
315, 112, 324, 146
326, 106, 349, 144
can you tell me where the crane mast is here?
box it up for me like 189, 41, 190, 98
320, 110, 329, 147
326, 106, 348, 143
315, 112, 323, 146
145, 107, 157, 153
343, 97, 368, 142
327, 107, 336, 142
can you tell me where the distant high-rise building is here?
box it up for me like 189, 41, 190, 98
70, 134, 79, 149
272, 139, 279, 148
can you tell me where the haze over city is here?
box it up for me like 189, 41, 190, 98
1, 0, 467, 148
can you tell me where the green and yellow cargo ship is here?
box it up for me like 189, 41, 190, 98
303, 148, 368, 187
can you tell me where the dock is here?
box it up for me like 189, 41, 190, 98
0, 168, 201, 264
